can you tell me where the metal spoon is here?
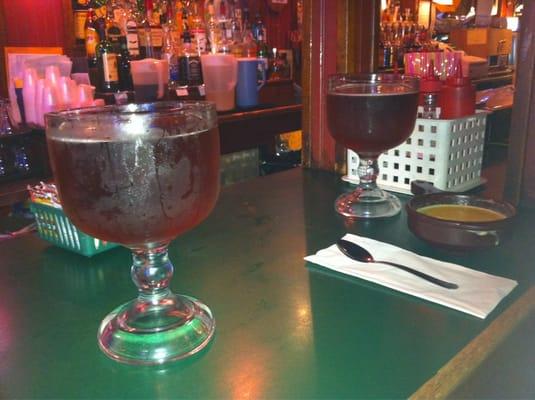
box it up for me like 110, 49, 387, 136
336, 239, 459, 290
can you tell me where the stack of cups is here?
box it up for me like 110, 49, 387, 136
21, 65, 98, 127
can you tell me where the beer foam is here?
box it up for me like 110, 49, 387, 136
47, 110, 215, 141
48, 128, 212, 143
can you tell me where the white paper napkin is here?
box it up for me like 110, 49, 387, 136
304, 234, 518, 319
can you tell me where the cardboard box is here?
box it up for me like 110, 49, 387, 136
488, 28, 513, 55
462, 55, 489, 79
450, 28, 513, 58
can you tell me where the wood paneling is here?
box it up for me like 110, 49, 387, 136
341, 0, 380, 74
302, 0, 381, 171
62, 0, 75, 56
504, 1, 535, 207
301, 0, 338, 171
0, 1, 7, 97
400, 0, 418, 15
0, 0, 69, 97
2, 0, 66, 47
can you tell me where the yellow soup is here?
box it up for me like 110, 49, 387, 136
417, 204, 507, 222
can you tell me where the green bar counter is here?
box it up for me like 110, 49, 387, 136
0, 168, 533, 399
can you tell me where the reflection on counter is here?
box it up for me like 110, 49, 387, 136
221, 130, 303, 186
40, 245, 129, 304
221, 148, 259, 186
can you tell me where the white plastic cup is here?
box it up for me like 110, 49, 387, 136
40, 82, 59, 126
34, 79, 46, 126
57, 77, 76, 109
130, 58, 169, 103
200, 54, 238, 112
45, 65, 60, 87
77, 84, 95, 108
22, 68, 38, 125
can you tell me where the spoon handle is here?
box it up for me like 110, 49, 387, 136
375, 260, 459, 290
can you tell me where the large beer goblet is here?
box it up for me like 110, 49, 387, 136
45, 102, 220, 365
327, 74, 419, 218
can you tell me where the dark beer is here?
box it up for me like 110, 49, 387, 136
47, 128, 220, 246
327, 83, 418, 157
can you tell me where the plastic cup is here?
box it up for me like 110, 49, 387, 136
130, 59, 169, 103
200, 54, 238, 112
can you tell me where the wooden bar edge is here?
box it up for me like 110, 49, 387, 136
409, 286, 535, 400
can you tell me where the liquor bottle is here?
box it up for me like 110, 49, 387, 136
229, 4, 244, 57
252, 2, 268, 62
96, 22, 120, 92
220, 0, 233, 49
170, 0, 183, 48
125, 1, 141, 59
241, 8, 257, 57
242, 7, 250, 29
251, 12, 266, 43
117, 34, 134, 91
105, 0, 123, 53
242, 32, 257, 57
383, 24, 393, 69
139, 0, 163, 58
203, 0, 213, 23
232, 2, 243, 35
216, 2, 232, 54
85, 8, 100, 68
90, 0, 108, 27
392, 0, 400, 22
161, 5, 179, 89
256, 17, 269, 58
178, 30, 203, 87
105, 0, 133, 91
257, 32, 270, 79
73, 0, 90, 46
190, 1, 207, 54
113, 0, 128, 31
180, 6, 190, 41
92, 0, 108, 9
206, 3, 221, 53
139, 0, 155, 58
270, 48, 283, 79
381, 6, 391, 24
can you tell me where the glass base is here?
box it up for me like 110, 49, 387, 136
335, 187, 402, 218
98, 292, 215, 365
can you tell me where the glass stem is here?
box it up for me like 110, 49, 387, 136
131, 243, 174, 299
357, 157, 379, 191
